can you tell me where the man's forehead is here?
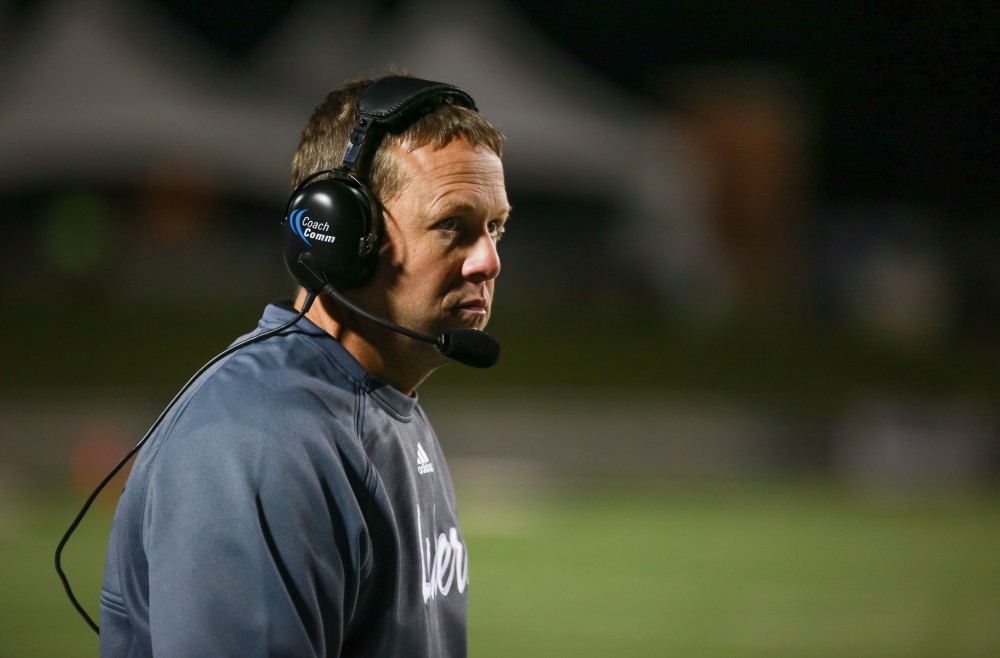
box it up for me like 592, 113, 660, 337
393, 141, 507, 205
395, 137, 502, 171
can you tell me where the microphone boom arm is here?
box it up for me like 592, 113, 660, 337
300, 253, 499, 368
320, 284, 441, 347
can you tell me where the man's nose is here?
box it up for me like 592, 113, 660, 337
462, 232, 501, 282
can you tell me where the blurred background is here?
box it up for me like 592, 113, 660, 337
1, 0, 998, 655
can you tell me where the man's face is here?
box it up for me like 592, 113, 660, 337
359, 137, 509, 343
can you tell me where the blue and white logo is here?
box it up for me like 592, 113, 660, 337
289, 208, 312, 246
289, 209, 337, 246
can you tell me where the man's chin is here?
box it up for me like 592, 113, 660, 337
448, 311, 490, 331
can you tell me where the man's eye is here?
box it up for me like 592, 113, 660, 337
436, 217, 459, 231
488, 221, 506, 242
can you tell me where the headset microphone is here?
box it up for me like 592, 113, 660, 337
319, 284, 500, 368
298, 253, 500, 368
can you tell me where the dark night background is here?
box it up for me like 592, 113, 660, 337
1, 2, 998, 655
510, 1, 997, 213
6, 0, 993, 211
16, 0, 991, 210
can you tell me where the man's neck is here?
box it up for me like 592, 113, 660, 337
294, 289, 437, 395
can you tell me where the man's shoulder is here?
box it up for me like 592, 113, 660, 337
217, 325, 361, 399
148, 333, 362, 463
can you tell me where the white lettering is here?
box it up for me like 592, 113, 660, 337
451, 527, 468, 593
421, 534, 436, 602
436, 533, 454, 596
303, 227, 337, 243
418, 505, 468, 604
302, 218, 329, 231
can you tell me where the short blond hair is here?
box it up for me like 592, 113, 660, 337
291, 76, 505, 203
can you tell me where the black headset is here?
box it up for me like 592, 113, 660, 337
281, 76, 477, 292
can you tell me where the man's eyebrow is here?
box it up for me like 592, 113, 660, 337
435, 199, 513, 217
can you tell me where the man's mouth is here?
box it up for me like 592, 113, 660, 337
453, 299, 488, 315
451, 298, 490, 322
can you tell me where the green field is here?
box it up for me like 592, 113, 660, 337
3, 480, 999, 657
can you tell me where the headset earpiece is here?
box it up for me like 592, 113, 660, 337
281, 76, 477, 294
282, 171, 379, 292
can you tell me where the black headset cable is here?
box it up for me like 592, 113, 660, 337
55, 292, 318, 634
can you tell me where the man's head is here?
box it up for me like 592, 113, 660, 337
291, 76, 505, 206
291, 76, 510, 391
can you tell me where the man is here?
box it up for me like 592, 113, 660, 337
99, 75, 509, 657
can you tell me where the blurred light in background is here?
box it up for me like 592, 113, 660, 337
36, 192, 113, 278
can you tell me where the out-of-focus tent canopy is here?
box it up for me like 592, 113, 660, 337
0, 0, 715, 307
0, 0, 697, 200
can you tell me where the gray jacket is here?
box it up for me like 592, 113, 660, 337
100, 303, 468, 657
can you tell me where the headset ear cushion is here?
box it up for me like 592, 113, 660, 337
282, 177, 378, 291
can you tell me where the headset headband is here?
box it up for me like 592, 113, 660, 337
340, 76, 477, 173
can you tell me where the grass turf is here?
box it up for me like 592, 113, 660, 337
3, 480, 998, 656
